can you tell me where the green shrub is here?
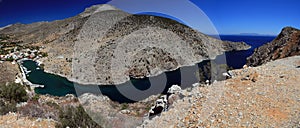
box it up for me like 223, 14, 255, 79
121, 103, 129, 110
41, 52, 48, 57
31, 94, 40, 102
56, 105, 102, 128
5, 57, 14, 62
0, 83, 28, 103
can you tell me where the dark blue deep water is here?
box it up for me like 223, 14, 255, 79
21, 35, 276, 103
221, 35, 276, 68
23, 59, 222, 103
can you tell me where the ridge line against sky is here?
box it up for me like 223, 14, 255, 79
0, 0, 299, 35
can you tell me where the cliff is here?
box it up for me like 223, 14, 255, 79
247, 27, 300, 66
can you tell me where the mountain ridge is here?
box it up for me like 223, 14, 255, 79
0, 4, 251, 85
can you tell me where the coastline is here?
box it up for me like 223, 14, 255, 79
23, 42, 251, 87
42, 52, 227, 86
17, 59, 45, 89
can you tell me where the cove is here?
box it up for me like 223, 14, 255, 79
21, 55, 227, 103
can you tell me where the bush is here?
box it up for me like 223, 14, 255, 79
41, 52, 48, 57
0, 100, 17, 115
56, 105, 102, 128
0, 83, 28, 103
5, 57, 14, 62
31, 94, 40, 102
18, 102, 48, 118
121, 103, 129, 110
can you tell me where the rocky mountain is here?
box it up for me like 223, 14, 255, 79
247, 27, 300, 66
0, 4, 250, 85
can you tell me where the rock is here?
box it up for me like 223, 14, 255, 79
241, 71, 258, 82
120, 109, 131, 114
257, 92, 265, 95
241, 75, 250, 81
167, 85, 182, 94
213, 80, 218, 84
148, 95, 168, 118
168, 94, 180, 106
192, 83, 200, 87
238, 112, 243, 118
206, 80, 210, 85
167, 85, 183, 107
222, 72, 232, 79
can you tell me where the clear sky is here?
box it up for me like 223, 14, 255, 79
0, 0, 299, 35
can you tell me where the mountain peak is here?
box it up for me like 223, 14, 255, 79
80, 4, 119, 17
281, 26, 299, 35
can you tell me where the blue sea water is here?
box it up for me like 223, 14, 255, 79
220, 35, 276, 68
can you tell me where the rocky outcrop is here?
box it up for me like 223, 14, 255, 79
167, 85, 183, 107
247, 27, 300, 66
148, 85, 183, 118
148, 95, 168, 117
167, 85, 182, 94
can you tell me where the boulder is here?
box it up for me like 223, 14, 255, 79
167, 85, 182, 94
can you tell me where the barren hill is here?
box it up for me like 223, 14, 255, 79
0, 4, 250, 85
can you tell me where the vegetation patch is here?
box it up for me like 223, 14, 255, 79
0, 83, 28, 103
56, 105, 102, 128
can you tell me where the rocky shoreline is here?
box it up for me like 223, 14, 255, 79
18, 59, 45, 89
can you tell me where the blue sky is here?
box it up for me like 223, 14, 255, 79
0, 0, 299, 35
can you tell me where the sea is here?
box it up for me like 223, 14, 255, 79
221, 35, 276, 68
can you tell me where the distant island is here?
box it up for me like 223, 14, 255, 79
239, 33, 276, 36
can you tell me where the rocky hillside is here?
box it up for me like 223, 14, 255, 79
140, 55, 300, 128
0, 62, 19, 84
0, 4, 250, 85
247, 27, 300, 66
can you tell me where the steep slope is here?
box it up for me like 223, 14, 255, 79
140, 55, 300, 128
72, 11, 250, 84
247, 27, 300, 66
0, 4, 250, 85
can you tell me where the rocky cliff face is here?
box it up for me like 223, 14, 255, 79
0, 4, 250, 85
247, 27, 300, 66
